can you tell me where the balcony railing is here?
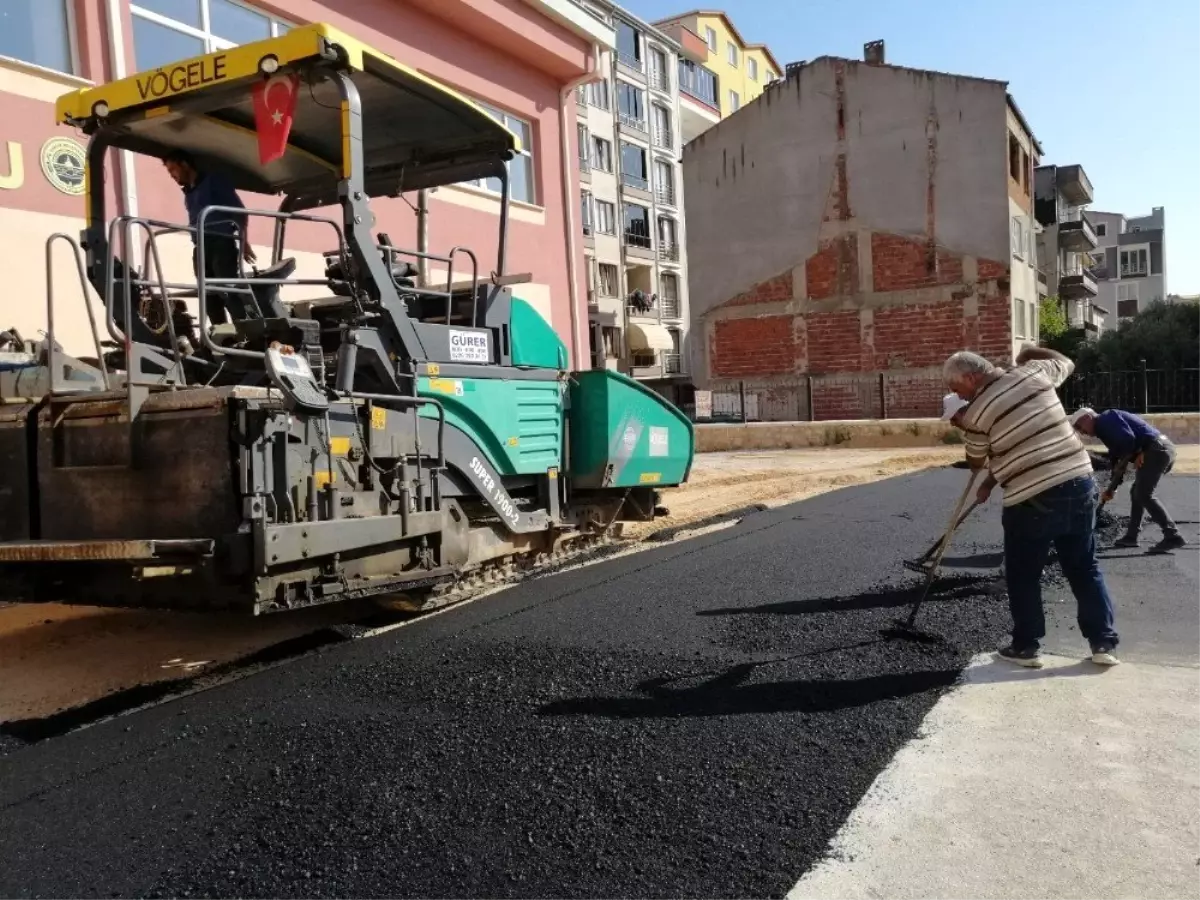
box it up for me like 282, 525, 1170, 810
660, 298, 681, 319
617, 50, 644, 73
658, 242, 679, 262
655, 186, 676, 207
622, 172, 649, 191
619, 113, 648, 133
626, 300, 656, 316
1058, 215, 1097, 251
623, 230, 652, 250
653, 127, 673, 150
649, 68, 670, 92
664, 352, 682, 375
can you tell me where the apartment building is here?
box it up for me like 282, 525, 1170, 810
0, 0, 612, 366
682, 44, 1044, 420
1033, 164, 1106, 335
574, 1, 692, 403
653, 10, 782, 143
1084, 207, 1167, 326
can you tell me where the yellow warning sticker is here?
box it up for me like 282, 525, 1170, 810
639, 472, 662, 484
507, 436, 519, 447
330, 436, 351, 456
315, 470, 336, 488
427, 363, 440, 376
370, 407, 387, 430
429, 378, 464, 397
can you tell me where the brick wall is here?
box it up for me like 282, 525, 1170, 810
702, 228, 1014, 420
711, 315, 796, 378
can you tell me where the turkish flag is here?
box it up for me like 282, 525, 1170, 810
251, 74, 300, 165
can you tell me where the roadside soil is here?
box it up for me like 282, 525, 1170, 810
2, 443, 1195, 725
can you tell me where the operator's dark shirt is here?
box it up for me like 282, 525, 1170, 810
1094, 409, 1163, 461
182, 172, 247, 243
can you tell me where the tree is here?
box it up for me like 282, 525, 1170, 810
1037, 295, 1068, 341
1075, 299, 1200, 373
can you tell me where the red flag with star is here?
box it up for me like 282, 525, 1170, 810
251, 74, 300, 165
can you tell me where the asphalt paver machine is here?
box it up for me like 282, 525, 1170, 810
0, 24, 693, 614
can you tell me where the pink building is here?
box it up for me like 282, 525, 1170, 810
0, 0, 613, 367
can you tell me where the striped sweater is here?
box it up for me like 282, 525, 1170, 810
960, 358, 1093, 506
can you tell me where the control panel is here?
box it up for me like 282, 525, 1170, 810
265, 345, 329, 414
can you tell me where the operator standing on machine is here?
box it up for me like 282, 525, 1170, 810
163, 150, 256, 325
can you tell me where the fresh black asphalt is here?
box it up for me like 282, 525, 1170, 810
0, 468, 1195, 899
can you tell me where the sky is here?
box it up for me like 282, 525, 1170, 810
621, 0, 1200, 294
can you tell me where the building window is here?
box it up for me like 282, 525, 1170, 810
748, 57, 759, 81
1095, 222, 1107, 237
679, 59, 719, 107
1010, 216, 1026, 260
590, 136, 613, 172
620, 141, 648, 191
666, 327, 682, 372
461, 101, 536, 204
704, 26, 717, 51
130, 0, 292, 72
726, 42, 738, 66
1116, 282, 1139, 318
654, 159, 674, 205
1007, 133, 1021, 183
618, 82, 646, 130
0, 0, 74, 73
648, 47, 669, 91
581, 190, 593, 235
1012, 296, 1025, 337
615, 19, 642, 71
651, 104, 672, 149
594, 199, 615, 235
586, 78, 610, 110
660, 272, 680, 318
597, 263, 619, 296
729, 90, 740, 111
577, 123, 589, 171
1020, 148, 1030, 195
1120, 248, 1148, 277
658, 215, 678, 259
623, 202, 651, 249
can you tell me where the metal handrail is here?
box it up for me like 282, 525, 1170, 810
196, 205, 347, 360
45, 232, 110, 392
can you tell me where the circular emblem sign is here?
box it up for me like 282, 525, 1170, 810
40, 138, 86, 195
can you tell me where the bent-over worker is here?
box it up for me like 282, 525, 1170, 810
163, 149, 256, 325
944, 345, 1119, 669
1069, 407, 1185, 553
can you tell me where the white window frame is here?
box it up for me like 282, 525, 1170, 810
1012, 296, 1025, 337
594, 199, 616, 235
1117, 282, 1139, 303
0, 0, 82, 77
704, 26, 717, 51
1120, 246, 1149, 277
130, 0, 293, 67
1010, 216, 1026, 260
748, 57, 758, 81
580, 189, 593, 234
597, 262, 619, 296
590, 135, 612, 173
729, 90, 740, 111
463, 100, 537, 205
726, 41, 738, 66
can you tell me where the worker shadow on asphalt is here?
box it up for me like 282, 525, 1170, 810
694, 577, 996, 617
538, 663, 962, 720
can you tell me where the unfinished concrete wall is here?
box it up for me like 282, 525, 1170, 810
682, 57, 1017, 414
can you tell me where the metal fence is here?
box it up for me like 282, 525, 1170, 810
1058, 365, 1199, 414
694, 373, 945, 423
691, 366, 1200, 424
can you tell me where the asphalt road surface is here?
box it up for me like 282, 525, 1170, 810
0, 469, 1195, 899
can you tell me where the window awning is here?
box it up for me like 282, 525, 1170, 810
627, 323, 673, 352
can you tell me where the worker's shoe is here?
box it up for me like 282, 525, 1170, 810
1113, 533, 1139, 549
998, 644, 1044, 668
1090, 644, 1120, 666
1149, 532, 1186, 554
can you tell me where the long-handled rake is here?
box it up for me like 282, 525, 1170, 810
883, 469, 981, 643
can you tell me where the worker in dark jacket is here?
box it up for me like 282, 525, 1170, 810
1069, 407, 1185, 553
163, 150, 256, 325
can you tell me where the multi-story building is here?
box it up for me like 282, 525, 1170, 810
0, 0, 612, 368
653, 10, 782, 143
681, 44, 1045, 420
1034, 164, 1107, 335
574, 0, 691, 403
1084, 207, 1167, 326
